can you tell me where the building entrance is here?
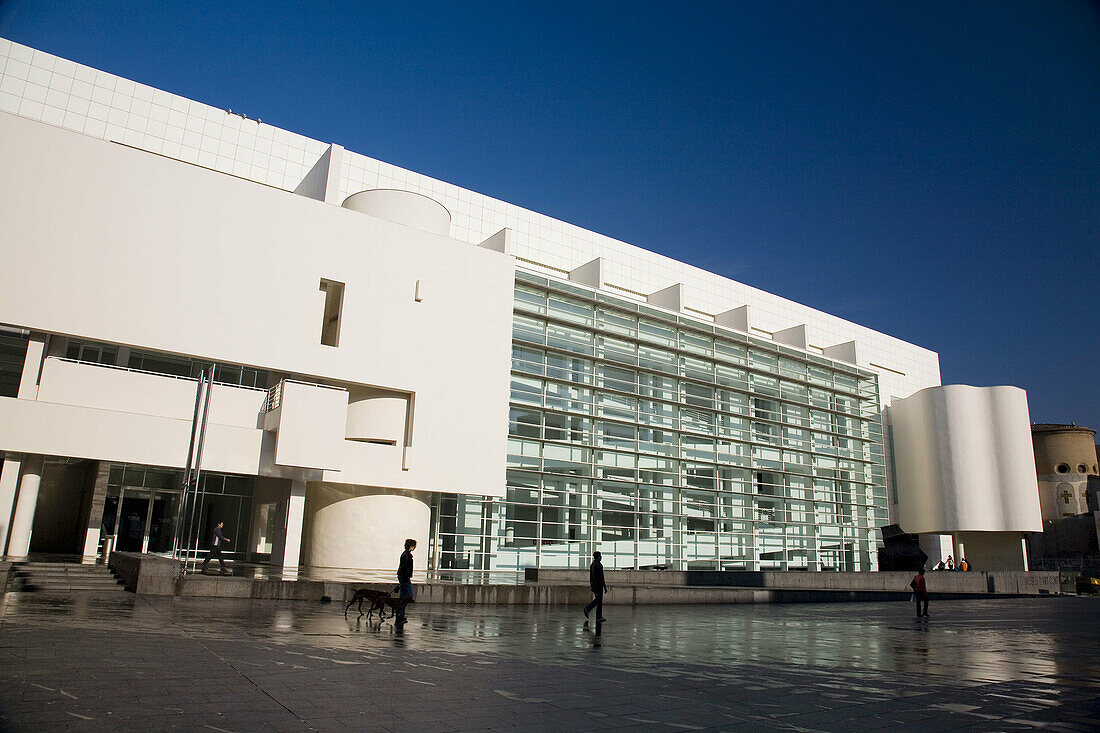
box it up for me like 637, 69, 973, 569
99, 464, 255, 560
102, 489, 181, 554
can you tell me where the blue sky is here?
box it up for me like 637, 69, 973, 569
2, 1, 1097, 429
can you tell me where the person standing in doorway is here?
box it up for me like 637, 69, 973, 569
201, 521, 231, 575
583, 550, 608, 622
396, 538, 416, 625
910, 567, 929, 618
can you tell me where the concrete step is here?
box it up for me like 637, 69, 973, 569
15, 571, 119, 577
14, 567, 110, 572
19, 576, 123, 584
11, 563, 128, 593
16, 570, 119, 577
17, 563, 109, 571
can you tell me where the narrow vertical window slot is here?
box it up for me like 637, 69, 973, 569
319, 279, 344, 347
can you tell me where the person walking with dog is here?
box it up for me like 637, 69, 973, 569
583, 550, 608, 623
201, 521, 231, 574
396, 538, 416, 625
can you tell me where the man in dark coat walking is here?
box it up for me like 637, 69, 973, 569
583, 550, 607, 622
201, 521, 231, 574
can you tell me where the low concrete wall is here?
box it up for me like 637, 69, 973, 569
176, 575, 346, 601
412, 583, 771, 606
109, 551, 179, 595
533, 569, 1061, 596
107, 554, 1061, 603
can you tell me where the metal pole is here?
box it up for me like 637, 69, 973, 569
190, 367, 215, 564
186, 368, 214, 568
173, 372, 206, 558
184, 368, 207, 566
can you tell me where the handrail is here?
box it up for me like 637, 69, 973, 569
263, 381, 282, 413
47, 356, 270, 392
281, 377, 349, 392
262, 378, 350, 413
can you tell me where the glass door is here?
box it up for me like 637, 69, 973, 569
147, 492, 181, 554
109, 489, 183, 554
116, 490, 151, 552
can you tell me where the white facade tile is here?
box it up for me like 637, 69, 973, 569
48, 73, 73, 94
0, 90, 19, 113
17, 98, 43, 119
5, 59, 30, 80
27, 64, 50, 86
40, 104, 65, 126
51, 57, 77, 77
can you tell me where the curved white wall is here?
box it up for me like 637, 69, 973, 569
306, 485, 429, 570
890, 385, 1041, 534
342, 189, 451, 236
345, 393, 408, 445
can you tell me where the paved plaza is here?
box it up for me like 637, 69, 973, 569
0, 591, 1098, 732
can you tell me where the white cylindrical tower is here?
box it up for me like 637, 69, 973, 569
305, 484, 430, 572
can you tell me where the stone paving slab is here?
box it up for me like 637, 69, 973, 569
0, 592, 1097, 731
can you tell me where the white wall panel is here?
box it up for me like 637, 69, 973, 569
0, 112, 513, 498
270, 381, 348, 471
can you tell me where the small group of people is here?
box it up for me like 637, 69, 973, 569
911, 555, 969, 619
931, 554, 971, 572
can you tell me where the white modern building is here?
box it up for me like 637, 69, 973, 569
0, 39, 1041, 574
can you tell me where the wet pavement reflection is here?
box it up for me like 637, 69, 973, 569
3, 591, 1098, 683
1, 591, 1098, 731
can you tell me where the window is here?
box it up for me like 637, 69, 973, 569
514, 285, 546, 314
598, 364, 637, 393
0, 332, 29, 398
639, 319, 676, 347
67, 339, 118, 365
319, 279, 344, 347
547, 353, 592, 384
509, 409, 541, 439
596, 308, 637, 338
548, 294, 593, 326
679, 330, 713, 357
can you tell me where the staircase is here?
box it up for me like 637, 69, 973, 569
9, 561, 128, 593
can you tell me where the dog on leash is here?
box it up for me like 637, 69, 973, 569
344, 586, 413, 621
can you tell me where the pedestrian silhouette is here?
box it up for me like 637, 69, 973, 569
395, 538, 416, 625
201, 521, 230, 574
583, 550, 608, 623
910, 567, 929, 618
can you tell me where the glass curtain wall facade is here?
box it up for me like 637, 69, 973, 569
435, 271, 888, 573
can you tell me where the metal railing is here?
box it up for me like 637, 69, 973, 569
263, 381, 283, 413
262, 378, 349, 413
49, 356, 269, 391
